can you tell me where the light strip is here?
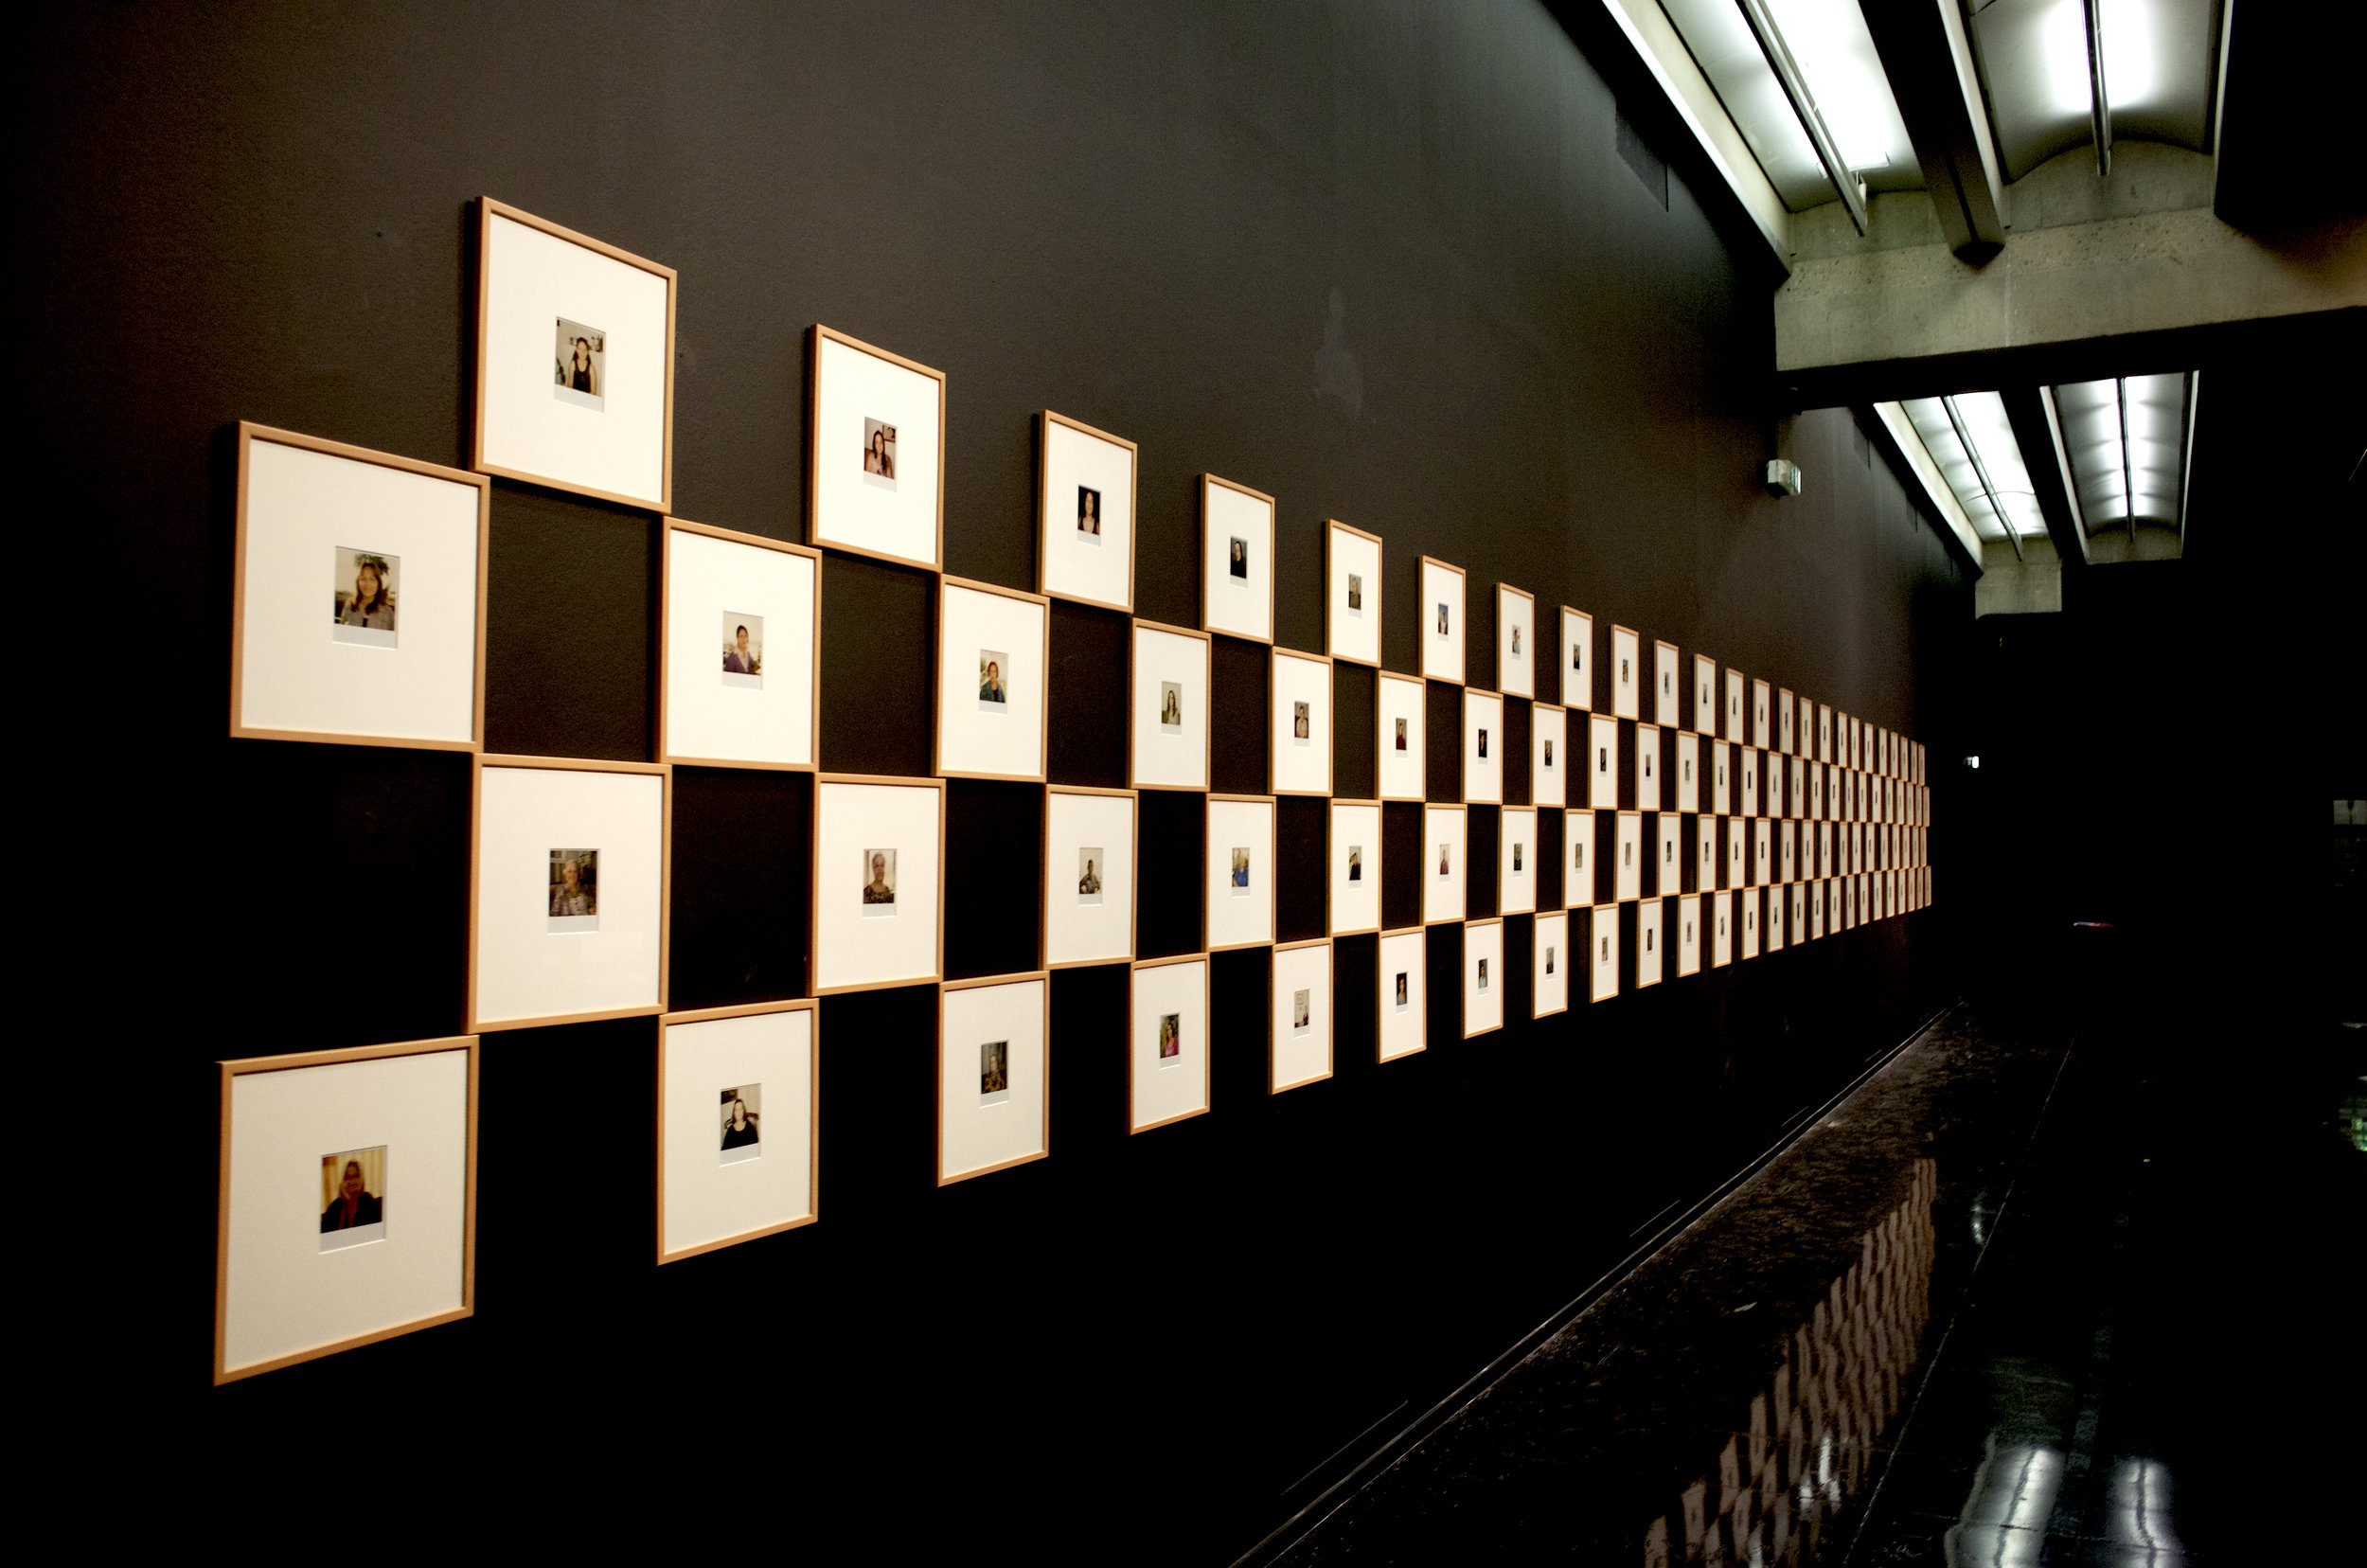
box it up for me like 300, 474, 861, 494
2115, 377, 2135, 543
2085, 0, 2112, 175
1735, 0, 1869, 232
1945, 396, 2024, 561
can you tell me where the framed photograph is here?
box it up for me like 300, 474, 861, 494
1566, 809, 1595, 909
1271, 938, 1334, 1093
1657, 812, 1682, 898
1424, 804, 1468, 924
660, 519, 818, 769
1615, 811, 1643, 901
1039, 411, 1136, 612
936, 578, 1049, 781
1765, 882, 1787, 951
1560, 607, 1593, 711
1129, 954, 1210, 1133
1130, 620, 1212, 791
1710, 890, 1733, 969
1589, 714, 1620, 810
1589, 905, 1620, 1002
1726, 815, 1746, 888
1653, 640, 1681, 726
1463, 688, 1504, 805
1697, 812, 1717, 891
808, 325, 945, 570
1739, 888, 1761, 959
1672, 731, 1699, 813
232, 423, 489, 751
1272, 649, 1334, 796
1534, 910, 1569, 1018
1500, 806, 1537, 915
1789, 882, 1808, 945
1610, 625, 1641, 721
1740, 745, 1761, 819
1326, 520, 1382, 667
1206, 795, 1276, 952
1202, 473, 1275, 643
658, 999, 816, 1263
1044, 786, 1135, 968
1676, 894, 1701, 976
1497, 584, 1535, 699
1463, 918, 1504, 1038
1532, 704, 1567, 808
1724, 668, 1747, 743
938, 974, 1049, 1185
1817, 703, 1833, 762
1376, 672, 1427, 801
814, 775, 945, 994
1692, 653, 1717, 736
214, 1036, 476, 1383
1329, 800, 1382, 936
1709, 739, 1731, 815
1752, 679, 1772, 750
1636, 722, 1662, 811
473, 198, 674, 510
471, 757, 667, 1032
1637, 897, 1664, 989
1377, 928, 1427, 1061
1420, 557, 1467, 684
1788, 757, 1806, 821
1778, 688, 1797, 755
1780, 820, 1798, 883
1811, 879, 1828, 938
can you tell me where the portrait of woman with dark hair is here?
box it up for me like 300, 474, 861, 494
863, 418, 898, 483
333, 551, 397, 633
721, 1087, 761, 1155
1077, 486, 1100, 536
553, 317, 604, 409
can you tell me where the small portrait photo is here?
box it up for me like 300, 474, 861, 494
1572, 643, 1583, 670
1394, 971, 1409, 1010
1394, 718, 1408, 752
1436, 843, 1451, 878
1346, 572, 1363, 612
548, 848, 598, 933
721, 612, 763, 689
331, 546, 400, 648
980, 1040, 1010, 1105
863, 417, 898, 489
1158, 1011, 1182, 1061
1291, 988, 1311, 1035
1545, 945, 1557, 975
1477, 957, 1489, 991
1435, 602, 1450, 635
1347, 846, 1362, 882
1230, 846, 1252, 895
1512, 842, 1524, 873
1229, 536, 1249, 580
1160, 680, 1184, 732
1543, 739, 1555, 768
1292, 701, 1311, 744
319, 1146, 387, 1252
1511, 626, 1522, 655
861, 848, 898, 916
979, 649, 1009, 713
1477, 728, 1489, 760
1077, 485, 1102, 538
554, 317, 605, 411
1620, 656, 1629, 684
720, 1084, 762, 1166
1077, 848, 1105, 904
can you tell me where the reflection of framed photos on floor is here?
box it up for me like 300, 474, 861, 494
1463, 918, 1504, 1037
1130, 619, 1212, 791
1044, 786, 1135, 968
1498, 584, 1535, 699
232, 423, 489, 751
937, 577, 1049, 781
660, 518, 818, 769
1377, 927, 1427, 1061
658, 999, 816, 1264
1325, 519, 1381, 667
215, 1035, 477, 1383
1376, 671, 1426, 802
1271, 938, 1333, 1093
1206, 794, 1276, 952
1328, 799, 1381, 935
815, 775, 945, 994
1271, 648, 1333, 796
471, 757, 667, 1032
809, 325, 945, 570
939, 974, 1049, 1185
1421, 557, 1466, 684
1130, 954, 1209, 1133
473, 198, 674, 510
1534, 910, 1569, 1018
1201, 473, 1275, 643
1039, 411, 1136, 613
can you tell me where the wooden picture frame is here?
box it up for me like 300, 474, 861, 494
1202, 472, 1276, 643
1206, 793, 1278, 952
1044, 786, 1138, 969
473, 197, 676, 510
935, 575, 1051, 782
807, 324, 947, 572
1691, 653, 1718, 737
1462, 917, 1504, 1038
1377, 926, 1428, 1060
1534, 910, 1570, 1018
1501, 806, 1539, 916
1610, 624, 1641, 721
1130, 618, 1214, 792
231, 422, 490, 752
1752, 678, 1772, 750
1270, 937, 1336, 1094
812, 773, 946, 995
1375, 670, 1427, 802
1328, 798, 1383, 936
1420, 557, 1468, 685
656, 998, 818, 1264
1637, 896, 1664, 988
1532, 702, 1567, 808
468, 755, 669, 1033
660, 517, 820, 770
215, 1035, 478, 1384
1589, 904, 1621, 1001
1464, 687, 1504, 805
1653, 639, 1682, 726
1560, 607, 1594, 711
1725, 668, 1747, 744
1129, 953, 1211, 1133
1424, 803, 1468, 924
937, 973, 1050, 1185
1038, 410, 1136, 613
1325, 519, 1382, 667
1271, 648, 1335, 796
1497, 583, 1536, 699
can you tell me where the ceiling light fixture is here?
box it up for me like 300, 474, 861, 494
1735, 0, 1869, 231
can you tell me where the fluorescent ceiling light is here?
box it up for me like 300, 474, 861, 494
1900, 392, 2046, 541
2051, 372, 2194, 531
1763, 0, 1895, 169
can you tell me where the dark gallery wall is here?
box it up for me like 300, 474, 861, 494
30, 2, 1967, 1554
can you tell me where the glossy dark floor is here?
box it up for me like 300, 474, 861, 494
1275, 996, 2362, 1565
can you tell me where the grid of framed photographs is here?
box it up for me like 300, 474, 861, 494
217, 194, 1940, 1381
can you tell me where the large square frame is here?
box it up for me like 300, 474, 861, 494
938, 973, 1050, 1185
937, 577, 1050, 782
808, 325, 947, 571
1271, 938, 1335, 1094
1202, 473, 1276, 643
1271, 649, 1334, 796
1421, 557, 1467, 684
1129, 953, 1210, 1133
1497, 583, 1535, 699
1325, 520, 1382, 667
813, 774, 946, 995
1206, 794, 1277, 952
661, 517, 819, 770
1376, 672, 1426, 801
1130, 619, 1213, 791
1039, 410, 1136, 613
657, 999, 818, 1263
1044, 786, 1137, 968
